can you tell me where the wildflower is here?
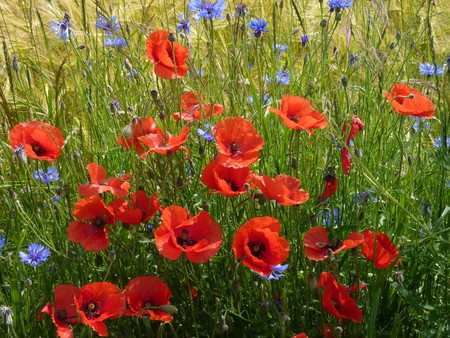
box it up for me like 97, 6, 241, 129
172, 91, 224, 121
235, 3, 248, 18
146, 30, 189, 79
0, 236, 5, 250
12, 144, 27, 164
327, 0, 354, 10
259, 264, 289, 280
383, 84, 435, 119
419, 62, 444, 76
154, 205, 222, 263
38, 284, 79, 338
232, 217, 290, 276
433, 136, 450, 148
138, 127, 190, 159
124, 276, 173, 321
188, 0, 227, 21
361, 230, 400, 269
74, 282, 125, 336
12, 55, 20, 72
201, 159, 255, 197
176, 14, 191, 34
118, 116, 159, 154
353, 189, 377, 203
348, 53, 360, 66
300, 34, 310, 47
9, 121, 64, 162
248, 62, 253, 70
49, 14, 74, 41
32, 167, 60, 184
104, 37, 127, 48
317, 208, 340, 226
96, 14, 120, 35
213, 117, 264, 168
19, 243, 51, 266
253, 174, 309, 206
197, 124, 215, 141
411, 116, 431, 132
269, 95, 327, 133
78, 163, 132, 198
266, 70, 290, 85
109, 191, 160, 225
0, 306, 13, 325
341, 115, 364, 175
318, 272, 362, 323
318, 168, 338, 202
273, 43, 288, 52
247, 94, 271, 105
303, 226, 364, 261
292, 334, 308, 338
249, 18, 269, 37
67, 196, 115, 252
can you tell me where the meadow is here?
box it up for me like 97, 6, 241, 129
0, 0, 449, 337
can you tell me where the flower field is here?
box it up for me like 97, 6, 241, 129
0, 0, 449, 337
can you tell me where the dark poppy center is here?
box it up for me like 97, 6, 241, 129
227, 142, 240, 156
316, 238, 341, 251
248, 241, 266, 259
57, 309, 67, 320
288, 115, 300, 123
92, 217, 105, 230
32, 143, 47, 156
177, 229, 198, 248
226, 179, 240, 191
144, 301, 153, 308
83, 301, 101, 319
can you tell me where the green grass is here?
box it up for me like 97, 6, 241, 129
0, 0, 449, 337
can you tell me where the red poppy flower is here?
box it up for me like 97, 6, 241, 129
213, 117, 264, 168
303, 226, 364, 261
361, 230, 400, 269
154, 205, 222, 263
201, 159, 255, 197
124, 276, 173, 321
67, 196, 115, 252
78, 163, 132, 198
172, 91, 224, 121
117, 116, 159, 154
341, 115, 364, 175
109, 191, 160, 225
269, 96, 327, 133
38, 284, 79, 338
232, 217, 289, 276
146, 30, 189, 79
9, 121, 64, 162
74, 282, 125, 337
383, 84, 435, 118
317, 272, 362, 323
292, 334, 308, 338
138, 127, 190, 159
318, 170, 338, 202
253, 174, 309, 206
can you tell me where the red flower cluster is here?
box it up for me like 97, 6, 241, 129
10, 121, 64, 162
39, 277, 173, 337
155, 205, 223, 263
232, 217, 289, 276
146, 30, 189, 79
383, 84, 435, 118
172, 91, 224, 121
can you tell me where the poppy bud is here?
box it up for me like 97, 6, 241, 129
151, 89, 158, 100
159, 111, 166, 120
408, 155, 413, 166
231, 279, 240, 293
354, 148, 362, 158
291, 157, 298, 169
176, 176, 184, 189
334, 326, 343, 337
396, 31, 401, 41
24, 278, 32, 287
279, 1, 284, 9
389, 42, 395, 50
9, 190, 16, 200
159, 304, 178, 314
308, 273, 318, 290
243, 183, 250, 191
128, 106, 134, 112
303, 54, 309, 62
168, 32, 176, 42
121, 124, 134, 139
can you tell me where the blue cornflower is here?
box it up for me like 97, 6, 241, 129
327, 0, 354, 9
419, 62, 444, 76
300, 34, 310, 46
177, 14, 191, 34
0, 236, 5, 249
32, 167, 60, 184
433, 136, 450, 148
12, 144, 27, 164
318, 208, 340, 226
235, 3, 248, 18
49, 14, 74, 41
273, 44, 288, 52
96, 14, 120, 35
353, 189, 378, 204
247, 93, 271, 105
248, 62, 253, 70
0, 306, 13, 325
348, 53, 360, 66
188, 0, 227, 21
411, 116, 431, 132
265, 70, 290, 85
197, 124, 215, 141
259, 264, 289, 280
249, 18, 269, 37
104, 37, 127, 48
19, 243, 51, 267
147, 223, 155, 231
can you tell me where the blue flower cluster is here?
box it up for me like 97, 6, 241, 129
433, 136, 450, 149
327, 0, 354, 9
49, 14, 75, 42
197, 124, 215, 142
188, 0, 226, 21
259, 264, 289, 280
249, 18, 269, 37
32, 167, 60, 184
419, 62, 444, 76
96, 14, 120, 35
19, 243, 51, 267
177, 14, 191, 34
